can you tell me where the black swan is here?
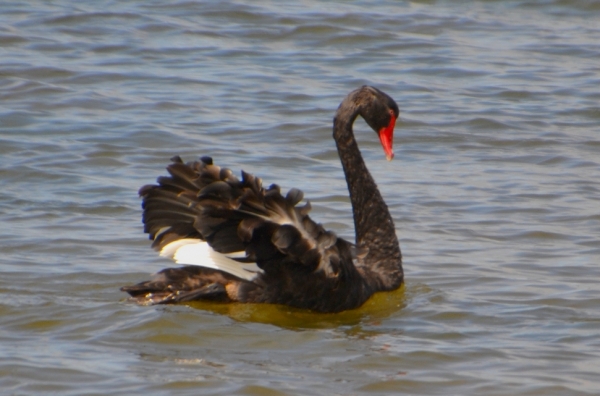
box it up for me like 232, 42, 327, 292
121, 86, 403, 313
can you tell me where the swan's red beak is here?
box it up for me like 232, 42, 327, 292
378, 114, 396, 161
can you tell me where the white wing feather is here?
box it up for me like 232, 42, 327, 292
159, 239, 261, 281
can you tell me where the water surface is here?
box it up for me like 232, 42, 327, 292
1, 1, 600, 395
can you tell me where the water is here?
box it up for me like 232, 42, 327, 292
1, 1, 600, 394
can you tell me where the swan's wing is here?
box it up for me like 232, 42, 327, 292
139, 156, 345, 282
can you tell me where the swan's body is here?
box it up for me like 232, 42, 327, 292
121, 86, 403, 313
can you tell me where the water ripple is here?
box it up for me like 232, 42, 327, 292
1, 0, 600, 395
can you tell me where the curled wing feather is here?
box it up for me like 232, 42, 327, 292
139, 156, 344, 280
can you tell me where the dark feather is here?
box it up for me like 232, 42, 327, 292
125, 155, 353, 308
121, 266, 232, 304
124, 150, 393, 311
123, 86, 404, 312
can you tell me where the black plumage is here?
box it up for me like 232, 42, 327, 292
121, 86, 403, 312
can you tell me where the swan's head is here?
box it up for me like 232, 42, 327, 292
359, 86, 400, 161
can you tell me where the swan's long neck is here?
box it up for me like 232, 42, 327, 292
333, 95, 403, 290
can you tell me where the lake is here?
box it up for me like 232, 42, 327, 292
1, 1, 599, 395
